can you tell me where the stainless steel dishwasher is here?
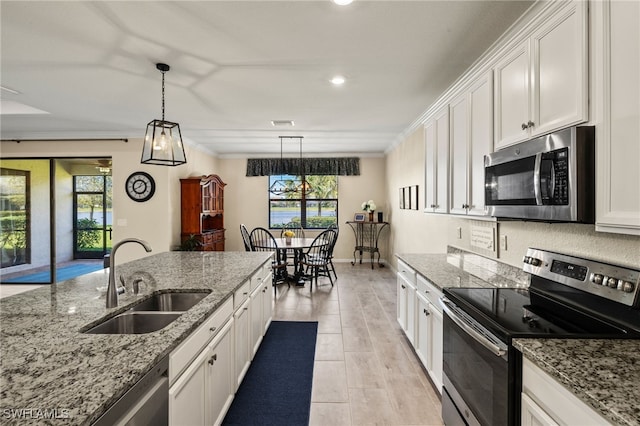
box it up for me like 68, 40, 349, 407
93, 355, 169, 426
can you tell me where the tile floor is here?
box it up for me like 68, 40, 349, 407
273, 262, 444, 426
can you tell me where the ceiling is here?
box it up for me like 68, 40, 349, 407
0, 1, 533, 156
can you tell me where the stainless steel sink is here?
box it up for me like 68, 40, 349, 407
84, 312, 182, 334
128, 291, 210, 312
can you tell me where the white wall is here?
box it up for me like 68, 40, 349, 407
1, 138, 218, 264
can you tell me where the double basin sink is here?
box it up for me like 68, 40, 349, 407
84, 291, 210, 335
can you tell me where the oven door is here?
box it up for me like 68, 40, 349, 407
441, 298, 510, 426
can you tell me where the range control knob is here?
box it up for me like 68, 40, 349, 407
622, 281, 635, 293
607, 277, 619, 289
590, 273, 604, 285
530, 258, 541, 267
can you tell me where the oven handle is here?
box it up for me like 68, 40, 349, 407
440, 298, 507, 357
533, 152, 543, 205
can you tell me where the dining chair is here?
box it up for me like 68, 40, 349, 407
280, 222, 305, 238
249, 227, 289, 294
299, 229, 337, 290
240, 224, 252, 251
326, 223, 339, 279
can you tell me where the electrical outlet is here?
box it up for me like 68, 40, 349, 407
457, 227, 462, 239
500, 235, 507, 251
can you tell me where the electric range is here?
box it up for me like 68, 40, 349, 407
440, 248, 640, 426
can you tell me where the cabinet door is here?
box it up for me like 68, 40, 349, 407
494, 40, 531, 149
234, 299, 251, 390
424, 120, 437, 212
207, 320, 234, 426
449, 93, 469, 215
414, 295, 431, 368
169, 346, 208, 426
249, 286, 264, 359
521, 394, 560, 426
261, 279, 273, 334
405, 281, 416, 345
531, 1, 587, 137
468, 72, 493, 216
428, 305, 443, 393
434, 106, 450, 213
596, 0, 640, 235
396, 274, 409, 331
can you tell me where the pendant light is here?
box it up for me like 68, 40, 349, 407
269, 136, 312, 195
141, 63, 187, 166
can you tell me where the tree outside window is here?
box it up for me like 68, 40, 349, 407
269, 175, 338, 229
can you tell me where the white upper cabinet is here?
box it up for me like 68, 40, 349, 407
595, 0, 640, 235
494, 1, 588, 149
424, 105, 450, 213
450, 72, 493, 216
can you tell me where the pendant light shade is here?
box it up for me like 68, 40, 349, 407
141, 63, 187, 166
269, 136, 312, 195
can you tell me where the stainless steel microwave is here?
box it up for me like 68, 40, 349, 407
484, 126, 595, 222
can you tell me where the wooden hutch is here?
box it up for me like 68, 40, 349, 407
180, 174, 226, 251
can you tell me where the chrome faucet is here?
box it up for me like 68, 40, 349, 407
107, 238, 152, 308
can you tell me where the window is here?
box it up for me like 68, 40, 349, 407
269, 175, 338, 229
74, 175, 112, 258
0, 168, 30, 268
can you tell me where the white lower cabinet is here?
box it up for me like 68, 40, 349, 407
521, 358, 610, 426
169, 259, 272, 426
169, 319, 234, 426
397, 260, 444, 394
234, 298, 251, 390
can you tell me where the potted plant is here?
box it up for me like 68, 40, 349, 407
283, 230, 295, 245
361, 199, 377, 221
180, 234, 202, 251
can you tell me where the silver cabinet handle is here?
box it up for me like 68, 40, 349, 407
209, 326, 217, 333
208, 354, 217, 365
521, 123, 528, 130
527, 120, 534, 128
423, 308, 430, 316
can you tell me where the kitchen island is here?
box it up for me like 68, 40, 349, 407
0, 251, 271, 425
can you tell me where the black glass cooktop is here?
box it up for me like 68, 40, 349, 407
443, 286, 632, 343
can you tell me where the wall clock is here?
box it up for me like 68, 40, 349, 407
125, 171, 156, 202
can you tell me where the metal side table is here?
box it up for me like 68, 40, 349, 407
346, 221, 389, 269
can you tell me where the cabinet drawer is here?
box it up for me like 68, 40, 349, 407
397, 259, 417, 285
169, 297, 233, 385
250, 262, 270, 291
234, 281, 250, 308
417, 274, 443, 311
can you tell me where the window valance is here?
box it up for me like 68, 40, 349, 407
246, 157, 360, 176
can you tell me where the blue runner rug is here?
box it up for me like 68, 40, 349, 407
222, 321, 318, 426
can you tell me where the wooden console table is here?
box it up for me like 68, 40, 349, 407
346, 221, 389, 269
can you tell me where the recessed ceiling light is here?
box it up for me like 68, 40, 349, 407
333, 0, 353, 5
330, 75, 346, 85
271, 120, 295, 127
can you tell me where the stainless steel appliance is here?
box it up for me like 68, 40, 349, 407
484, 126, 594, 222
93, 355, 169, 426
441, 248, 640, 426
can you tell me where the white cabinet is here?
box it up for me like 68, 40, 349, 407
249, 265, 273, 358
396, 259, 417, 343
234, 298, 250, 390
521, 358, 610, 426
449, 72, 493, 216
494, 1, 588, 149
595, 0, 640, 235
424, 105, 450, 213
415, 275, 443, 393
169, 319, 234, 426
397, 259, 443, 394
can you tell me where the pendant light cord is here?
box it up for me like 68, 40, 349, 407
161, 70, 165, 122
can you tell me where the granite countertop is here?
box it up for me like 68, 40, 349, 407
395, 250, 529, 290
0, 251, 271, 426
514, 338, 640, 426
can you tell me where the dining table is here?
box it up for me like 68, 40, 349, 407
257, 237, 319, 285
